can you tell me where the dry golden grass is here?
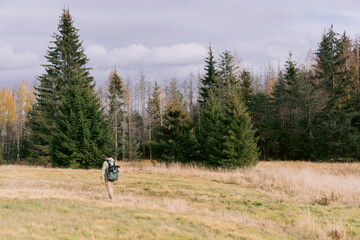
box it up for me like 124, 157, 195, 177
126, 160, 360, 205
0, 161, 359, 239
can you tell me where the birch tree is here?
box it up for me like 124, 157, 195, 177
0, 88, 16, 160
15, 81, 35, 160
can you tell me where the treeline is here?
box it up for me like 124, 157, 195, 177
9, 9, 257, 168
96, 48, 259, 168
252, 28, 360, 161
1, 10, 359, 167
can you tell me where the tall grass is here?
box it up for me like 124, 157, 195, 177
126, 161, 360, 205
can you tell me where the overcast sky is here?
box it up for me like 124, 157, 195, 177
1, 0, 360, 88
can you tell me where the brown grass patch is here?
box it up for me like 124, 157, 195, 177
123, 160, 360, 205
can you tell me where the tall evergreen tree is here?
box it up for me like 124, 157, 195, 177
147, 82, 164, 159
221, 87, 258, 167
28, 9, 93, 164
198, 45, 218, 108
314, 26, 359, 161
200, 87, 258, 168
148, 83, 164, 126
108, 69, 124, 160
351, 40, 360, 132
284, 52, 298, 85
197, 50, 258, 167
51, 72, 113, 168
154, 88, 198, 163
240, 70, 253, 108
294, 67, 327, 160
282, 54, 301, 159
249, 92, 275, 160
277, 56, 321, 160
198, 89, 225, 164
218, 50, 239, 90
271, 71, 290, 159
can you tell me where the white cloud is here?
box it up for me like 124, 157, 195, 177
149, 43, 207, 65
4, 0, 360, 87
85, 42, 207, 86
86, 42, 207, 68
0, 42, 39, 70
108, 44, 149, 66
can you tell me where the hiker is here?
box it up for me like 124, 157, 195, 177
101, 153, 118, 200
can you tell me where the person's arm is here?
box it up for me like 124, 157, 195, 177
101, 161, 107, 180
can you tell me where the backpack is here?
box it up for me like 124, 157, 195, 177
106, 160, 120, 181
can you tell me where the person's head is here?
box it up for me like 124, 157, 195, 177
106, 153, 112, 159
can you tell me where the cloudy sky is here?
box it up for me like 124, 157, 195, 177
1, 0, 360, 88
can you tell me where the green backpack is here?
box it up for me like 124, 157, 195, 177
106, 160, 120, 181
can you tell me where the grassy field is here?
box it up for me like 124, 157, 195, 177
0, 161, 359, 240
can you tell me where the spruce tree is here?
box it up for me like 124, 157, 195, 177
130, 111, 143, 159
346, 37, 360, 133
154, 90, 198, 163
249, 92, 274, 160
240, 70, 253, 108
147, 82, 163, 130
314, 26, 359, 161
122, 138, 141, 160
200, 87, 258, 168
28, 9, 93, 164
283, 55, 326, 160
147, 82, 164, 159
198, 88, 225, 165
221, 87, 258, 167
218, 50, 239, 90
51, 72, 113, 168
198, 50, 258, 167
108, 69, 124, 160
271, 72, 290, 159
296, 67, 327, 160
284, 52, 298, 85
199, 45, 218, 108
278, 54, 301, 159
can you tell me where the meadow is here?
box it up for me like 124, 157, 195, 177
0, 161, 359, 240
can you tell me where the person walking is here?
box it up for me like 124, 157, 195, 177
101, 153, 117, 200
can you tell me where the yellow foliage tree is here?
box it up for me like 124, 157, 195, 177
16, 81, 35, 125
265, 66, 276, 96
0, 88, 17, 159
0, 88, 16, 126
15, 81, 35, 160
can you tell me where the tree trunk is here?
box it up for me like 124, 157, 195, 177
140, 74, 146, 158
149, 116, 152, 160
189, 77, 194, 121
114, 113, 118, 161
17, 121, 22, 161
122, 107, 125, 161
128, 94, 132, 162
